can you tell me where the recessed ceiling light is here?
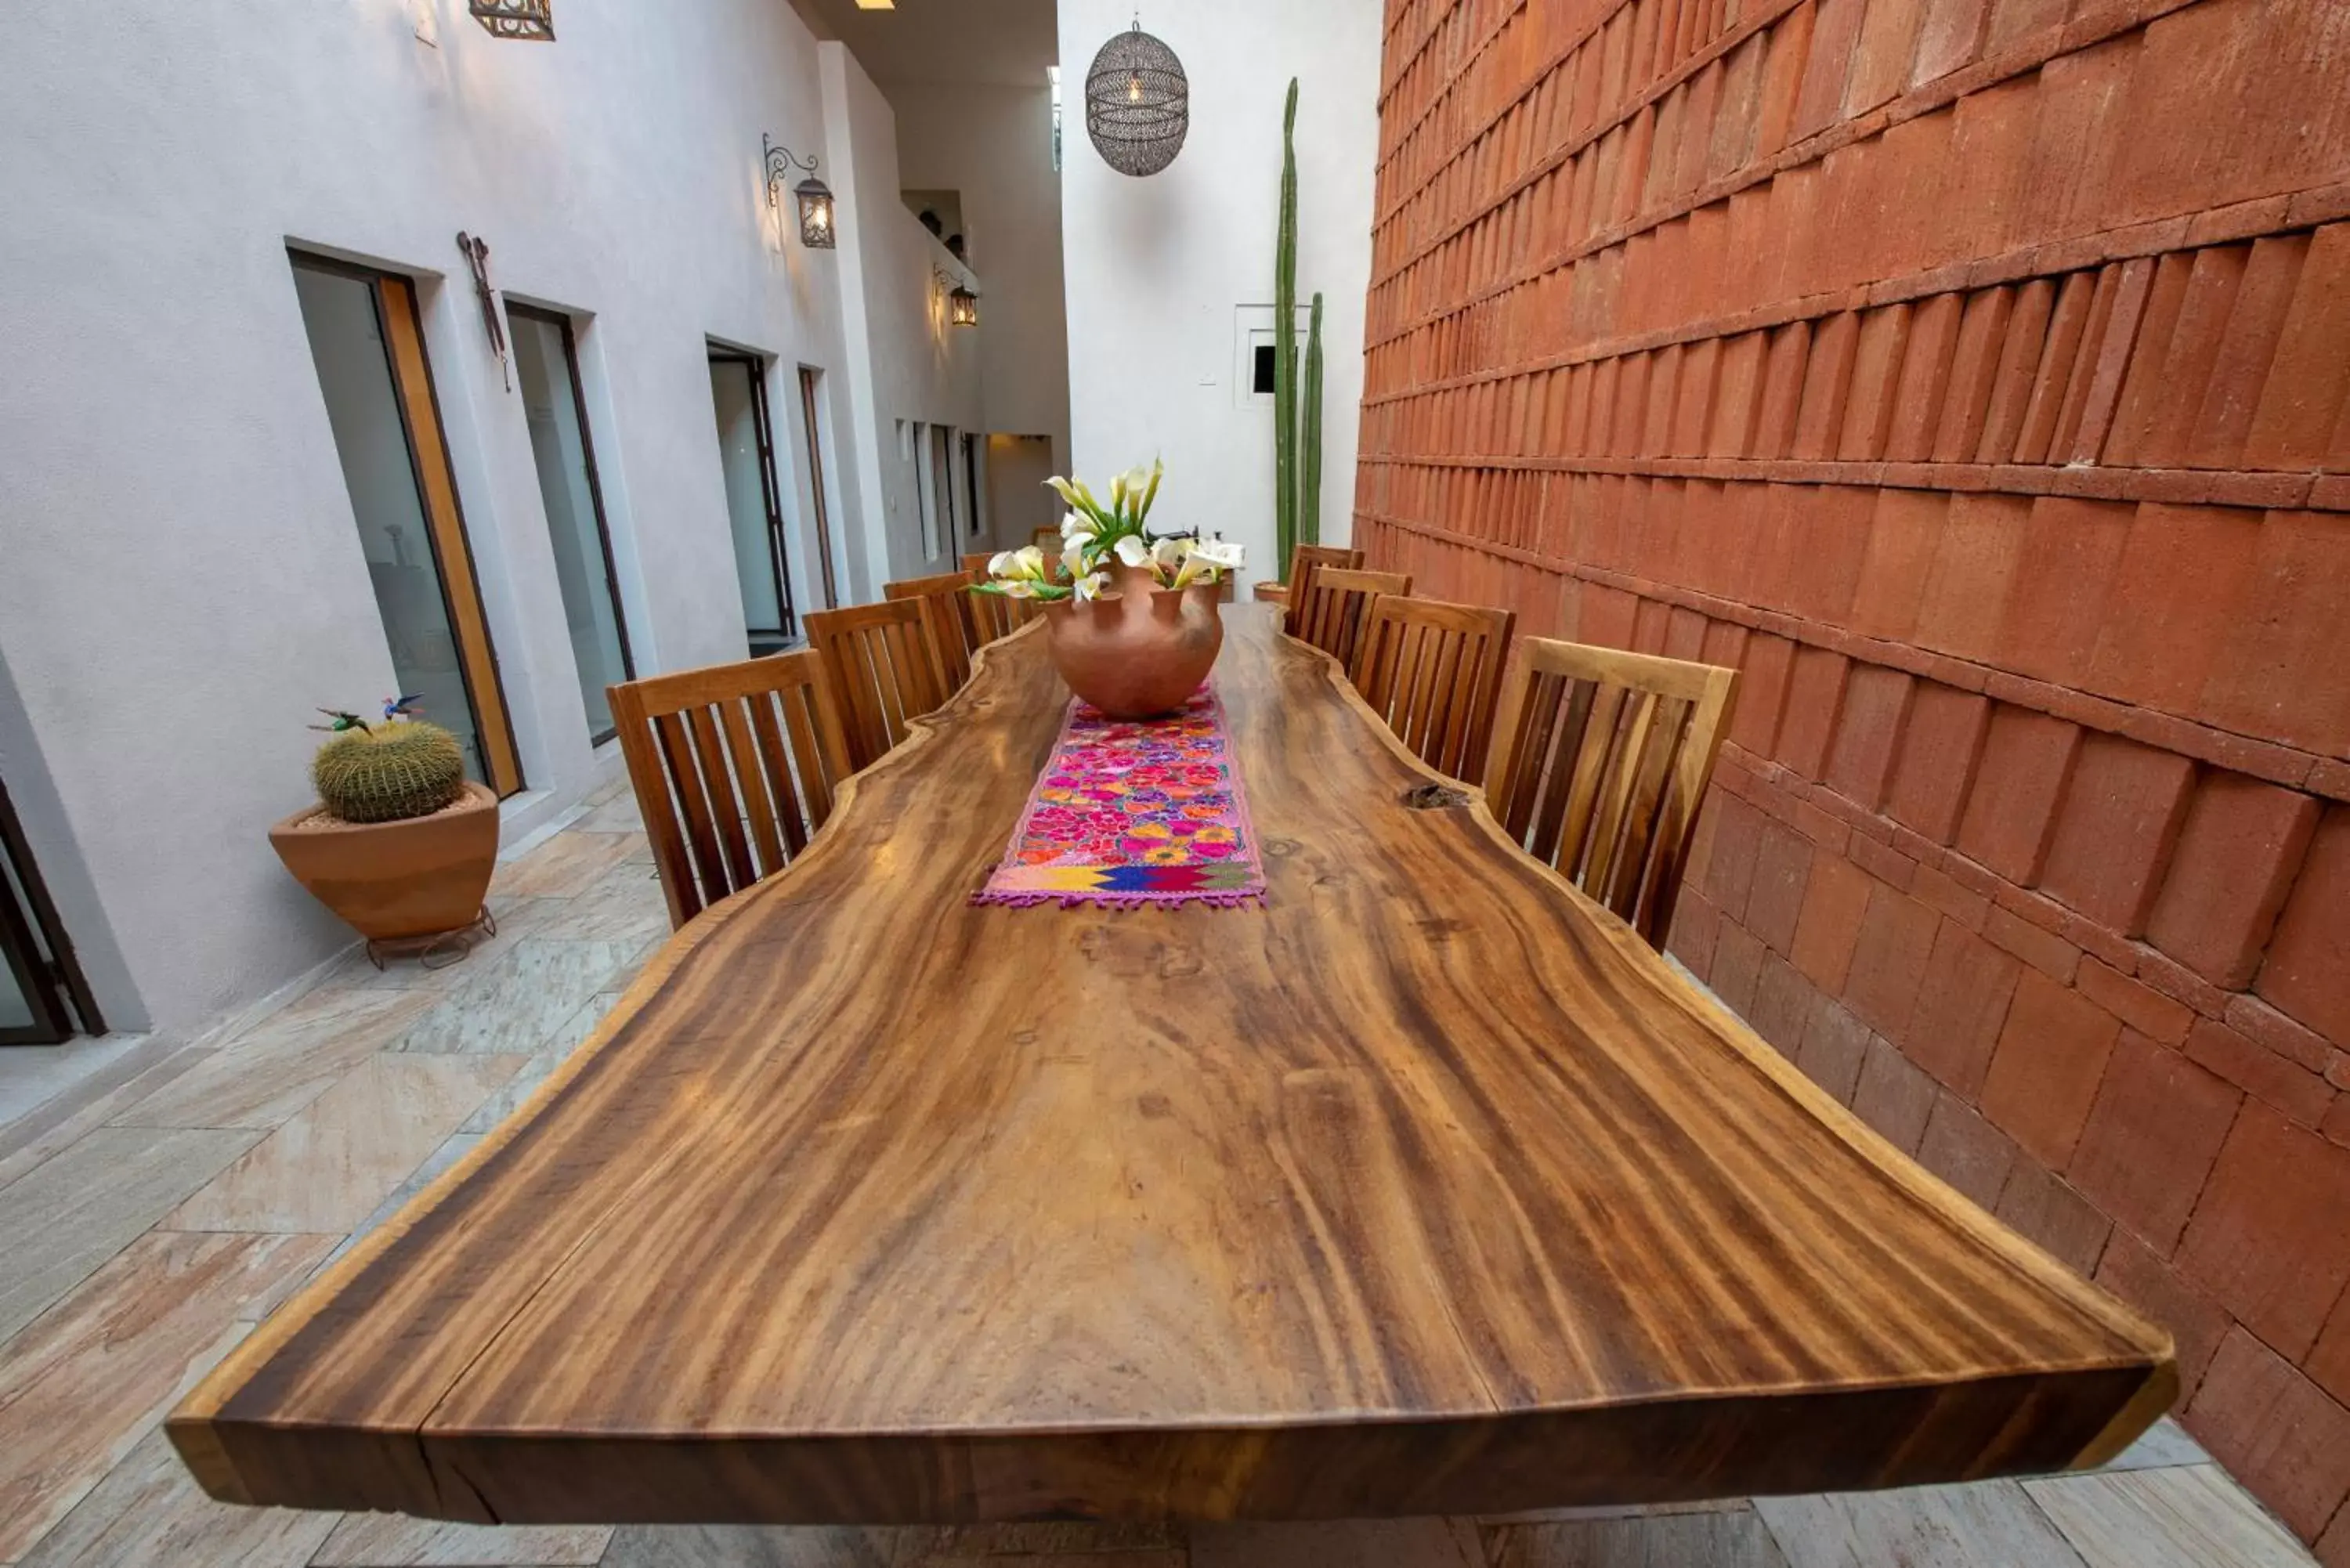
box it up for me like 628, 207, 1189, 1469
854, 0, 895, 9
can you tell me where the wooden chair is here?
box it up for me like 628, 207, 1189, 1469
1348, 595, 1516, 786
608, 650, 851, 930
1284, 544, 1364, 634
804, 600, 950, 772
1296, 566, 1411, 672
1484, 638, 1740, 948
884, 569, 982, 690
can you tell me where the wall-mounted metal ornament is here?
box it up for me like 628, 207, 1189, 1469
1084, 16, 1188, 177
469, 0, 554, 41
455, 232, 512, 392
765, 136, 837, 249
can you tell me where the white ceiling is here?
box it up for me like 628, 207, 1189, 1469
787, 0, 1059, 88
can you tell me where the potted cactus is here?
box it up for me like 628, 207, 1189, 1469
268, 700, 500, 960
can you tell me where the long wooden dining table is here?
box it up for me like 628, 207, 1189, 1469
172, 605, 2173, 1527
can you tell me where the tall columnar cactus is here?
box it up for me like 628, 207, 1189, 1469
1301, 291, 1324, 553
312, 722, 466, 824
1274, 78, 1300, 580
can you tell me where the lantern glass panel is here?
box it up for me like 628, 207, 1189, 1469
796, 181, 837, 250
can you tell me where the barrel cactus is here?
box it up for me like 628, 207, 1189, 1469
311, 722, 466, 824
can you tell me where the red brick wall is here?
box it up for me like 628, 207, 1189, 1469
1356, 0, 2350, 1546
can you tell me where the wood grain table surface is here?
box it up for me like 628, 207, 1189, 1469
170, 607, 2175, 1527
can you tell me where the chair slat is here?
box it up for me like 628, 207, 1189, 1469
1349, 594, 1515, 787
654, 710, 729, 904
1554, 684, 1630, 879
743, 692, 808, 858
1484, 637, 1741, 947
685, 705, 757, 892
607, 649, 848, 930
608, 682, 700, 929
1525, 679, 1596, 868
718, 696, 786, 876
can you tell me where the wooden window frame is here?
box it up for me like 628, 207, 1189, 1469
291, 251, 525, 797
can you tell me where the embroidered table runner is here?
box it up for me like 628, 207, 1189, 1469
972, 685, 1267, 909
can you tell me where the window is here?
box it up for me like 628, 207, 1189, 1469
709, 350, 797, 655
290, 253, 523, 794
1048, 65, 1062, 172
508, 305, 633, 743
0, 774, 101, 1045
961, 432, 983, 540
932, 424, 956, 552
797, 367, 840, 610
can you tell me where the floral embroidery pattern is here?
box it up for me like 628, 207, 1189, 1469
973, 685, 1267, 909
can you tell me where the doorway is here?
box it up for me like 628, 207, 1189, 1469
709, 350, 797, 655
290, 253, 523, 795
986, 433, 1058, 549
509, 305, 634, 744
0, 775, 101, 1046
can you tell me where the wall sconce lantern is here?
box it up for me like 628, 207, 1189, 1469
932, 267, 979, 327
1085, 14, 1188, 176
765, 135, 837, 249
469, 0, 555, 40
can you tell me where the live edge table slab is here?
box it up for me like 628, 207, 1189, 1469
172, 607, 2173, 1527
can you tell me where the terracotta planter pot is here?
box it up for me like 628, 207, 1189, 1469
1043, 564, 1225, 719
269, 781, 500, 941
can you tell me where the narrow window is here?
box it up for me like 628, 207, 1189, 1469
508, 305, 633, 743
797, 367, 840, 610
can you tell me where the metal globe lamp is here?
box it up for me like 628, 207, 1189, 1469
1084, 20, 1188, 177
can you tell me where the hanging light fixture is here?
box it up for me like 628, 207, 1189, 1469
933, 267, 979, 327
1084, 15, 1187, 176
765, 136, 837, 249
469, 0, 555, 40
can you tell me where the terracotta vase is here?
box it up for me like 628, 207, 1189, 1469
268, 781, 500, 941
1043, 564, 1225, 720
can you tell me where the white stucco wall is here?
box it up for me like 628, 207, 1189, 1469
822, 43, 987, 588
0, 0, 964, 1038
1054, 0, 1379, 580
894, 82, 1074, 486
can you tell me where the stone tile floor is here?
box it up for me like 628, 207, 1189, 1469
0, 779, 2319, 1566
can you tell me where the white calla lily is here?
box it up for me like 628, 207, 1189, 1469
987, 549, 1018, 578
1191, 537, 1246, 571
1113, 535, 1152, 569
1070, 569, 1107, 601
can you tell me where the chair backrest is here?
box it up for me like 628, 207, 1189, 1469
1348, 594, 1517, 786
884, 569, 981, 690
1484, 638, 1740, 947
607, 650, 851, 930
1297, 566, 1411, 672
804, 600, 950, 771
1285, 544, 1363, 635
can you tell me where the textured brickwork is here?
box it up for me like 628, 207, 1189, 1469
1359, 0, 2350, 1545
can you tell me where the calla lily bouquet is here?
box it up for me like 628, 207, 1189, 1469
975, 459, 1245, 601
